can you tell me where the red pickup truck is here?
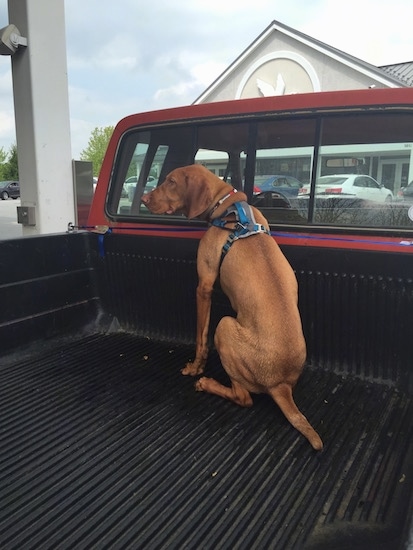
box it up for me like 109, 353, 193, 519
1, 88, 412, 549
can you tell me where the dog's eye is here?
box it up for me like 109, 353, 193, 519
168, 179, 176, 188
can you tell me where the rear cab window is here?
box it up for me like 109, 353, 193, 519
105, 109, 413, 231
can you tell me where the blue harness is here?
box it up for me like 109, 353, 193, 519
210, 201, 270, 268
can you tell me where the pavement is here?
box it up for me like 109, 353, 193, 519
0, 198, 23, 239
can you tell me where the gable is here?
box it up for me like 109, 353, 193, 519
194, 20, 408, 104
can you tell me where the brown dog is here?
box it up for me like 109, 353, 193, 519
141, 164, 323, 450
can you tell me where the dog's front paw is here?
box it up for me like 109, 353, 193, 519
181, 362, 204, 376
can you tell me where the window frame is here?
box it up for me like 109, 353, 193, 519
105, 109, 413, 233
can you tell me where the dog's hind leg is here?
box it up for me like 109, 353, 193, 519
195, 315, 254, 407
195, 376, 253, 407
269, 383, 323, 451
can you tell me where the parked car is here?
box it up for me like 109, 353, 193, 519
126, 176, 156, 201
0, 180, 20, 200
298, 174, 393, 203
397, 181, 413, 202
254, 175, 303, 197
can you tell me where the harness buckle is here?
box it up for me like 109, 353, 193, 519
234, 222, 248, 234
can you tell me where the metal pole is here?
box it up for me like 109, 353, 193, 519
8, 0, 75, 234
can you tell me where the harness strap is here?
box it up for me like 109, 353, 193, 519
208, 188, 238, 219
211, 201, 270, 269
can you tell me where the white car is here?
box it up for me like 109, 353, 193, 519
126, 175, 156, 201
298, 174, 393, 203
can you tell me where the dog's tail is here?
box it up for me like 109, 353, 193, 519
269, 384, 323, 451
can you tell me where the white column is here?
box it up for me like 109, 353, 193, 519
9, 0, 74, 235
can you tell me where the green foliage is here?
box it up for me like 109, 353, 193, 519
0, 144, 18, 180
0, 146, 7, 165
80, 126, 114, 176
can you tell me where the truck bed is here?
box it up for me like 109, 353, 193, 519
1, 330, 412, 549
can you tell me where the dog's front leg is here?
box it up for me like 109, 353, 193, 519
182, 278, 214, 376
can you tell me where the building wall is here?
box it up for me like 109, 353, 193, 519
197, 27, 399, 104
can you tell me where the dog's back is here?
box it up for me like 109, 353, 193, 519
215, 222, 307, 387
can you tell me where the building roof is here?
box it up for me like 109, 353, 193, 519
194, 20, 409, 104
380, 62, 413, 86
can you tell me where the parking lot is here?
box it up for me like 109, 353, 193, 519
0, 198, 23, 239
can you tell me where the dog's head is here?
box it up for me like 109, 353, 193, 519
141, 164, 228, 219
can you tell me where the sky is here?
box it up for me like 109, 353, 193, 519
0, 0, 412, 159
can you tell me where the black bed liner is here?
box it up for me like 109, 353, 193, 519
1, 331, 412, 550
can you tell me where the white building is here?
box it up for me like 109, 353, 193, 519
194, 20, 411, 104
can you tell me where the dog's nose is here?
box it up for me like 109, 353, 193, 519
141, 193, 150, 205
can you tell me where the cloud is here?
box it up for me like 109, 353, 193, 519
300, 0, 413, 65
67, 32, 141, 72
0, 0, 411, 158
153, 53, 227, 107
0, 61, 14, 147
0, 110, 14, 141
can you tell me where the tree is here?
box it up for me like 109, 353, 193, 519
1, 144, 19, 180
0, 146, 7, 180
0, 146, 7, 165
80, 126, 114, 176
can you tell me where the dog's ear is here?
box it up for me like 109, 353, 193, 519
185, 168, 214, 219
